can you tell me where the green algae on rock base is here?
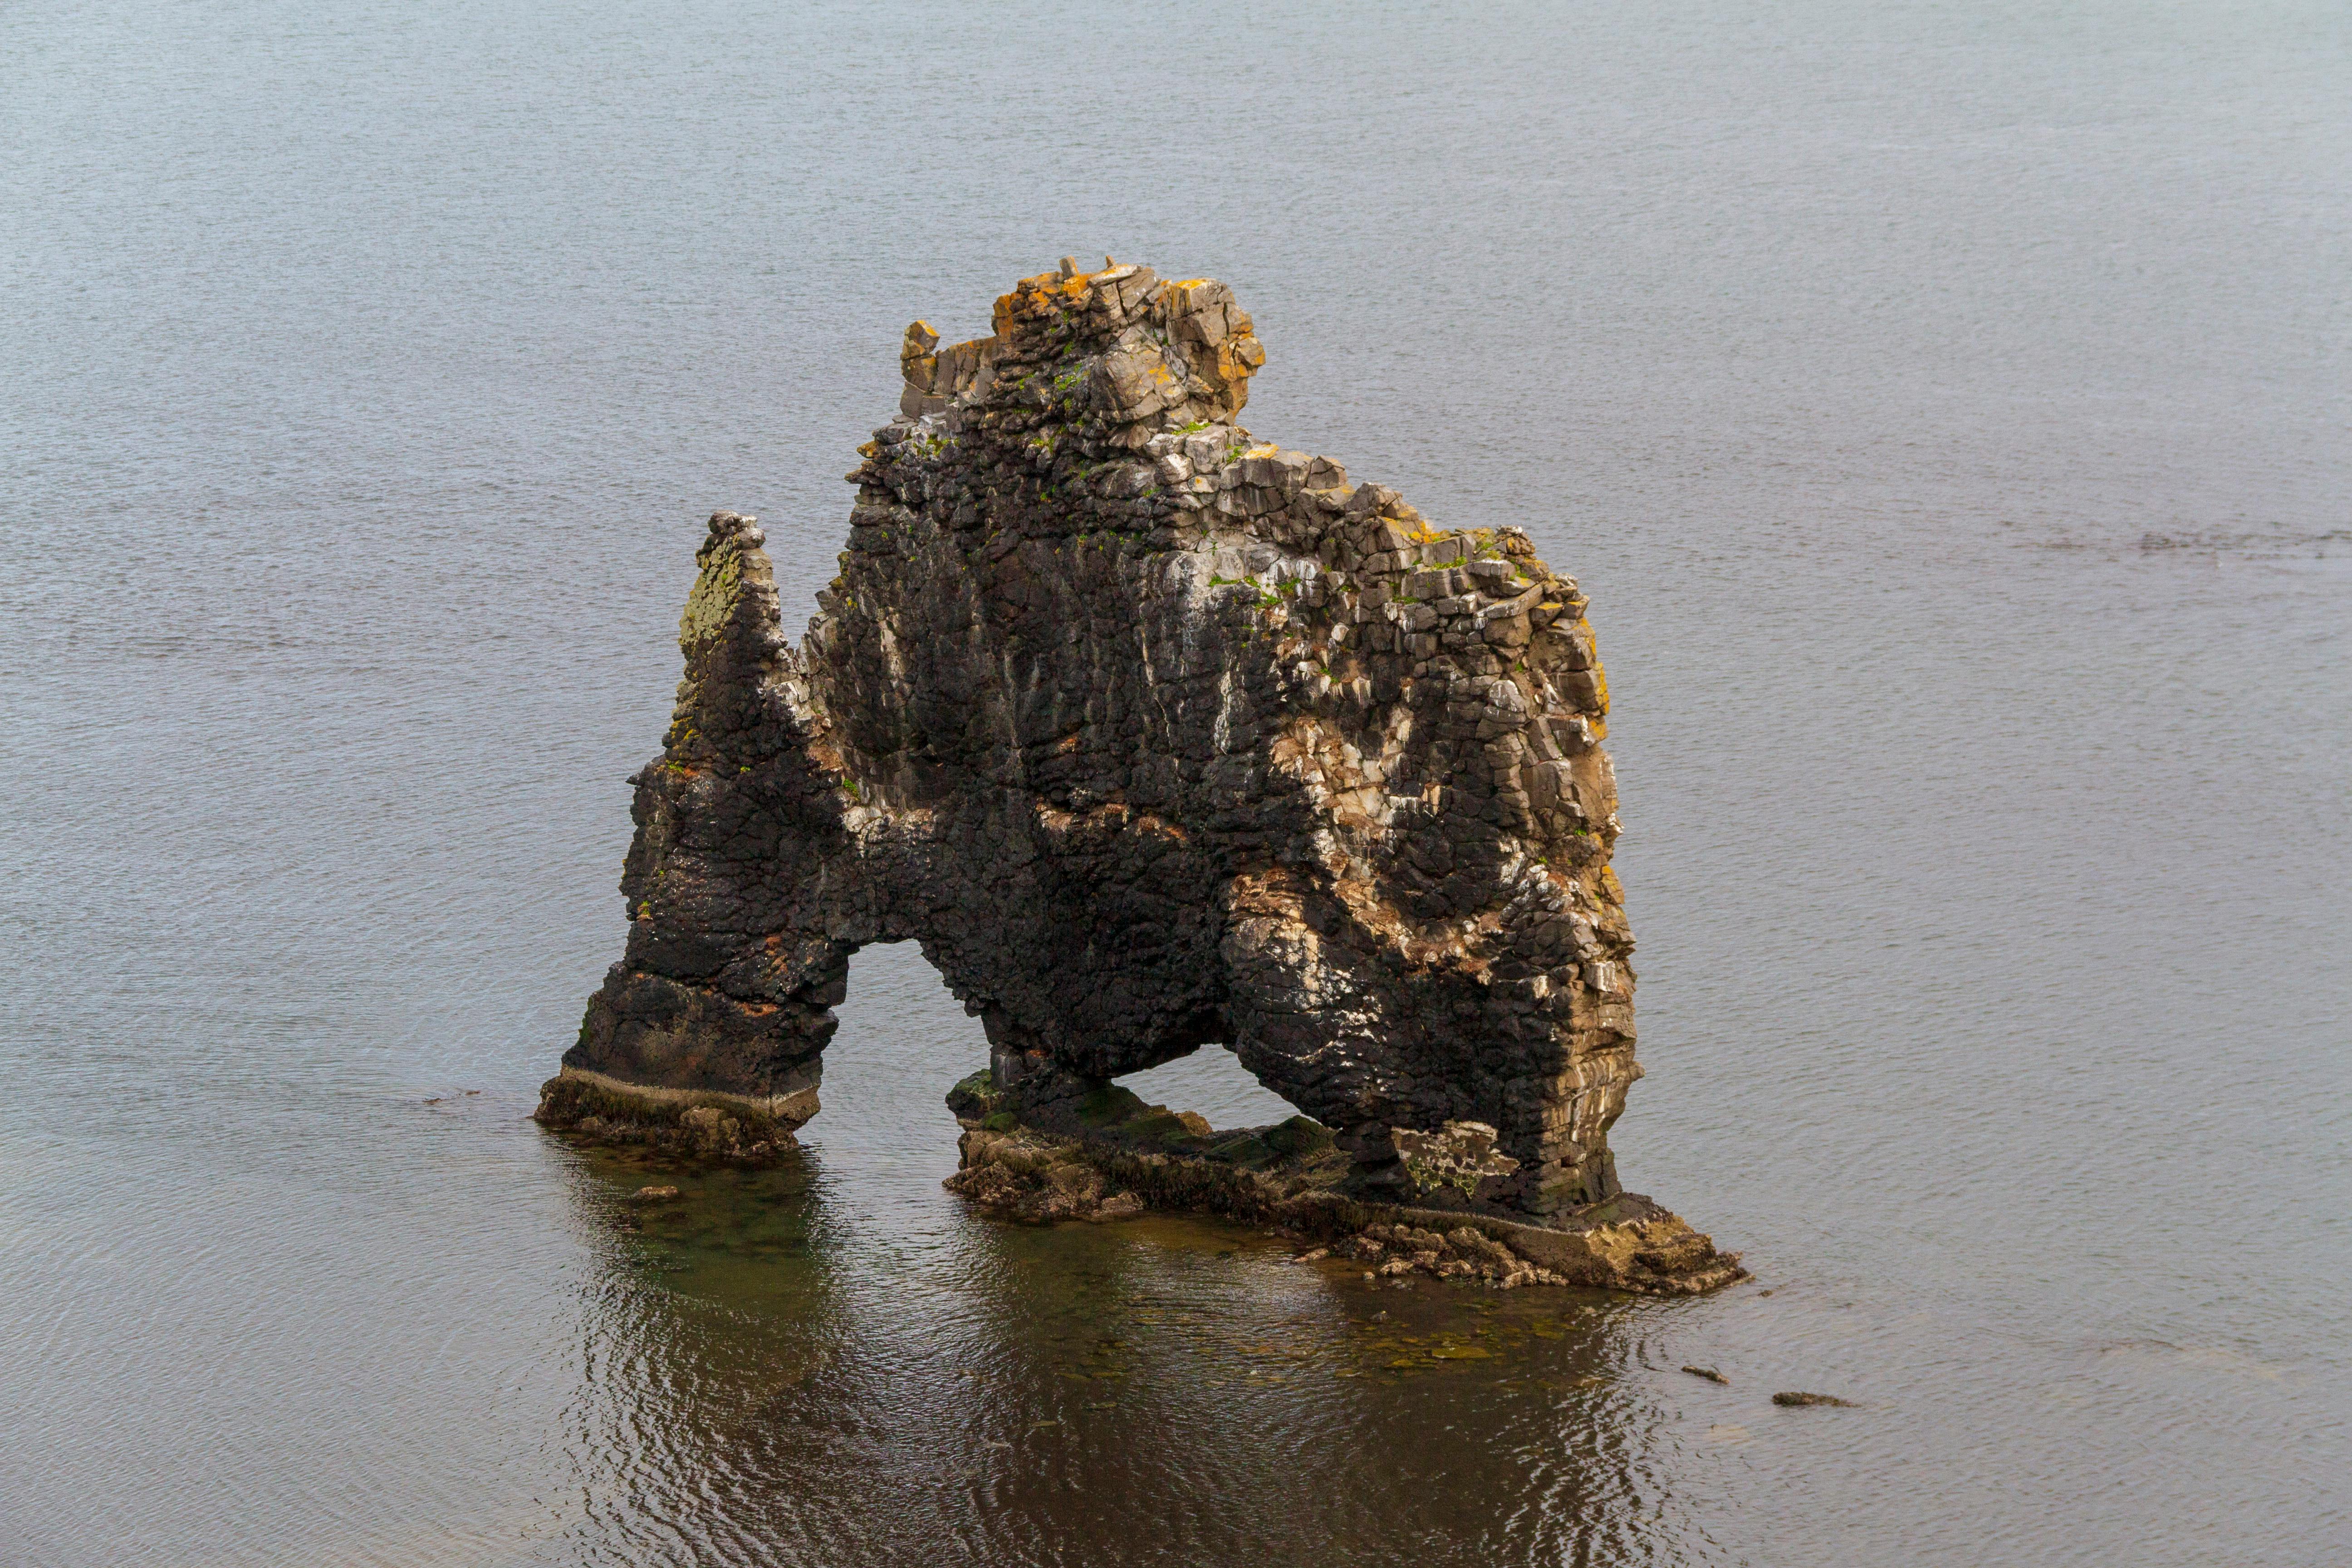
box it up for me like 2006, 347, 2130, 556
534, 1068, 803, 1164
940, 1076, 1745, 1296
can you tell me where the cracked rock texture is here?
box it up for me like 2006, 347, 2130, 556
551, 258, 1679, 1225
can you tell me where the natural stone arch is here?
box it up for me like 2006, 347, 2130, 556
540, 260, 1739, 1291
553, 497, 1625, 1211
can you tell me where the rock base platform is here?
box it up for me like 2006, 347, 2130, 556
942, 1076, 1746, 1296
534, 1067, 805, 1164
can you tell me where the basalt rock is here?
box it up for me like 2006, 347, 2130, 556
540, 257, 1741, 1293
935, 1081, 1746, 1295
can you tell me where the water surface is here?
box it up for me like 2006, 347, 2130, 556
3, 0, 2347, 1563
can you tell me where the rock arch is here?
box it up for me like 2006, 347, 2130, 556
544, 260, 1695, 1239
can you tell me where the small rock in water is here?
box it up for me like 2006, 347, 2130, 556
631, 1185, 681, 1201
1682, 1365, 1730, 1385
1294, 1246, 1329, 1262
1772, 1390, 1855, 1407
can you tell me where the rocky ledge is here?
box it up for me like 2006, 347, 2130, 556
939, 1074, 1743, 1294
539, 257, 1743, 1295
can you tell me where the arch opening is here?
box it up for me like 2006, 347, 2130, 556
810, 941, 992, 1151
1117, 1044, 1302, 1134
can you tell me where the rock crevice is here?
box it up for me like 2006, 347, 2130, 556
541, 259, 1736, 1291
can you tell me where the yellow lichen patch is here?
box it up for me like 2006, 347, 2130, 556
1215, 338, 1264, 385
677, 549, 745, 651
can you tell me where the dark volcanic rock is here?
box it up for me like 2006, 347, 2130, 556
539, 258, 1741, 1292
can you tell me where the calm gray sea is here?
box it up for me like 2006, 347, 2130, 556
4, 1, 2347, 1563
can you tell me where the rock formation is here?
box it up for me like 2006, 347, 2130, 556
539, 258, 1741, 1293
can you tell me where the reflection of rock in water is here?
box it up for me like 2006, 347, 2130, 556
538, 259, 1741, 1294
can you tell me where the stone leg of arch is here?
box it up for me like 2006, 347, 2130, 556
1215, 887, 1408, 1185
1216, 877, 1633, 1212
968, 1003, 1107, 1115
539, 930, 845, 1159
568, 943, 842, 1115
538, 510, 865, 1159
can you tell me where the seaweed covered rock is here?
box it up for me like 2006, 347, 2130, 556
533, 1072, 798, 1162
544, 258, 1734, 1289
938, 1101, 1746, 1296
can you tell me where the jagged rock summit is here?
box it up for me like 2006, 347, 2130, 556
540, 258, 1742, 1294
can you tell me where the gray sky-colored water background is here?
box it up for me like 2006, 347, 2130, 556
4, 1, 2348, 1563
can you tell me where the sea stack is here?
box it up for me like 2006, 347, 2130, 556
539, 260, 1743, 1294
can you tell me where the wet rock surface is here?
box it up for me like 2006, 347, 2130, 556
545, 259, 1741, 1293
536, 1071, 797, 1162
935, 1077, 1744, 1294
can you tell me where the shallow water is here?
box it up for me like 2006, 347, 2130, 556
3, 0, 2348, 1563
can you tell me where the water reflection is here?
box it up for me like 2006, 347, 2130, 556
541, 1054, 1687, 1568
